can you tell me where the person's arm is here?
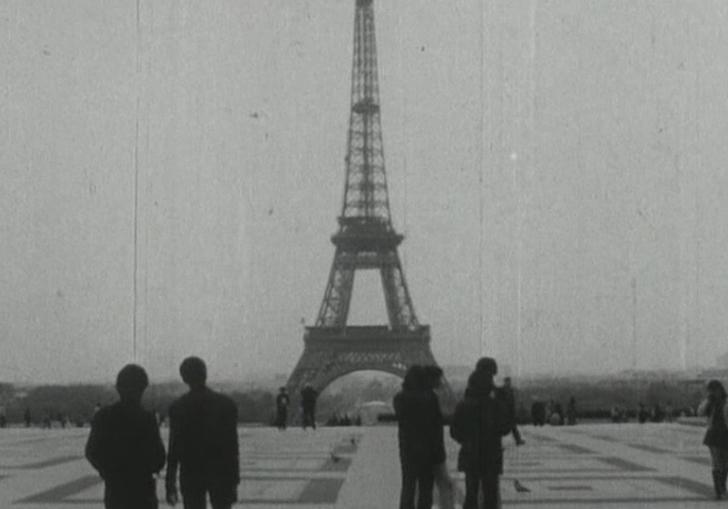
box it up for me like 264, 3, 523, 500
449, 403, 464, 443
431, 394, 446, 464
165, 407, 179, 506
149, 414, 166, 474
230, 401, 240, 486
84, 413, 106, 478
222, 399, 239, 505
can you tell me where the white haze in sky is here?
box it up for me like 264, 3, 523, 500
2, 0, 728, 383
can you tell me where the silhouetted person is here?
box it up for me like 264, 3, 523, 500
24, 408, 31, 427
275, 387, 290, 430
665, 400, 674, 423
638, 403, 649, 424
451, 358, 512, 509
531, 400, 546, 426
85, 364, 165, 509
566, 397, 577, 425
165, 357, 239, 509
698, 380, 728, 499
551, 403, 564, 426
301, 385, 318, 430
394, 365, 442, 509
501, 377, 525, 445
422, 365, 454, 509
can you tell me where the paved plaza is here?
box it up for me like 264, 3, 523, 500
0, 422, 721, 508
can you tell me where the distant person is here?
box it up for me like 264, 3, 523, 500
301, 385, 318, 430
275, 387, 290, 430
665, 400, 674, 423
423, 365, 454, 509
85, 364, 166, 509
652, 403, 664, 423
638, 403, 649, 424
566, 397, 577, 425
394, 365, 442, 509
551, 403, 564, 426
450, 358, 511, 509
24, 408, 32, 427
610, 405, 621, 423
165, 357, 239, 509
531, 400, 546, 426
501, 377, 525, 445
698, 380, 728, 499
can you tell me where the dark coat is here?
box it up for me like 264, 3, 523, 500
703, 398, 728, 448
450, 387, 511, 474
166, 387, 240, 492
394, 389, 446, 467
85, 401, 165, 508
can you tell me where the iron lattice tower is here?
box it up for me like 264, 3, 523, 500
287, 0, 449, 404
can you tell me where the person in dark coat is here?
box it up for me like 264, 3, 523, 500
275, 387, 290, 430
530, 400, 546, 426
394, 365, 444, 509
501, 377, 525, 445
165, 357, 239, 509
85, 364, 166, 509
301, 385, 318, 430
566, 396, 577, 425
698, 380, 728, 499
450, 358, 511, 509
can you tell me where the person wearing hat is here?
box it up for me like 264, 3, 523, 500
450, 357, 512, 509
85, 364, 166, 509
165, 357, 239, 509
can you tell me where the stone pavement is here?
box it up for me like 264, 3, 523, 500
0, 422, 721, 508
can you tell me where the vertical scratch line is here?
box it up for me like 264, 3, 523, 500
132, 0, 141, 362
478, 0, 486, 357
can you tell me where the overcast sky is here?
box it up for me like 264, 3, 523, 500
2, 0, 728, 384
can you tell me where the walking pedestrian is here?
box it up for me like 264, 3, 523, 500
165, 357, 239, 509
698, 380, 728, 499
85, 364, 165, 509
275, 387, 290, 430
450, 358, 512, 509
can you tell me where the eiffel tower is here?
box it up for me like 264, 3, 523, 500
287, 0, 446, 400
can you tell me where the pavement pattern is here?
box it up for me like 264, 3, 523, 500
0, 422, 721, 508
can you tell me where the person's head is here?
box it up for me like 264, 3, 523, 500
466, 366, 495, 395
403, 365, 425, 391
475, 357, 498, 376
422, 365, 444, 390
179, 356, 207, 389
115, 364, 149, 403
707, 380, 727, 400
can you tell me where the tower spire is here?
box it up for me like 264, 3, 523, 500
342, 0, 391, 223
